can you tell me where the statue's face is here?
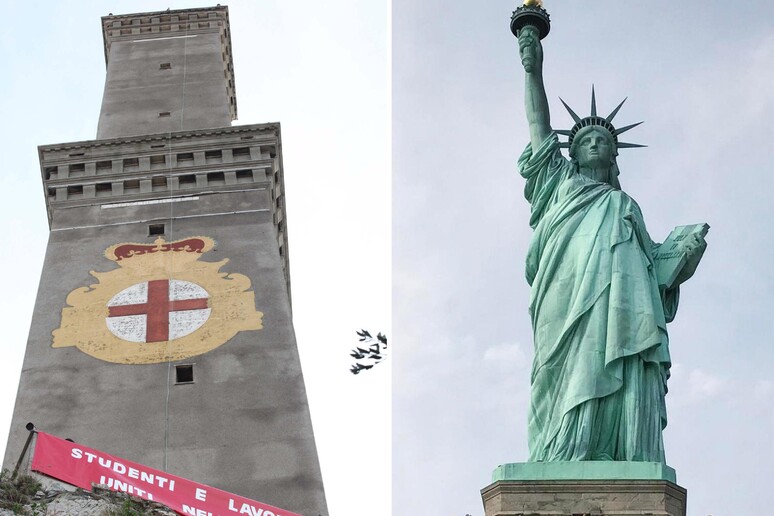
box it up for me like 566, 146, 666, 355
576, 128, 614, 171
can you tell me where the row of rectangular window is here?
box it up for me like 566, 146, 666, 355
45, 147, 257, 180
114, 21, 214, 36
115, 12, 218, 26
49, 170, 256, 200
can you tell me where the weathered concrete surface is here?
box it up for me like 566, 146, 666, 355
97, 7, 236, 139
482, 479, 687, 516
3, 7, 326, 516
4, 177, 327, 514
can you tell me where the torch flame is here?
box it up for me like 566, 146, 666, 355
523, 0, 543, 6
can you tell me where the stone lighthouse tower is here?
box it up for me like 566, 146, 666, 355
2, 6, 327, 515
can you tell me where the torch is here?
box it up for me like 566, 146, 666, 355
510, 0, 551, 72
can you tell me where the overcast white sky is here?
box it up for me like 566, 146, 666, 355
394, 1, 774, 515
0, 2, 389, 515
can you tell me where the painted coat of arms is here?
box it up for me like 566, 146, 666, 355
53, 236, 263, 364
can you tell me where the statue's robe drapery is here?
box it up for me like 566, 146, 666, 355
520, 134, 678, 463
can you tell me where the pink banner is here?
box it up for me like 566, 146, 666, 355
31, 432, 299, 516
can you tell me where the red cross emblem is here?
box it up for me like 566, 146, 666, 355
106, 279, 210, 343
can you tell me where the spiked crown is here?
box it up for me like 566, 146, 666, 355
556, 86, 645, 152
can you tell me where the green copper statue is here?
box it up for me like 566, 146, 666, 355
516, 21, 708, 463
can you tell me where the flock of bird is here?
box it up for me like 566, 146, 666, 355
349, 329, 388, 375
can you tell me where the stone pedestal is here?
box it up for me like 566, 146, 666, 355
481, 462, 686, 516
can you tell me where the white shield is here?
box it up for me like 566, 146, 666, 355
106, 279, 211, 343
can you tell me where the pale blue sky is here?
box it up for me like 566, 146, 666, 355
393, 1, 774, 515
0, 2, 389, 515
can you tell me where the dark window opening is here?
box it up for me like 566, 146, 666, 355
240, 136, 254, 140
236, 169, 252, 183
47, 187, 55, 197
149, 223, 165, 236
179, 174, 196, 187
67, 185, 83, 197
151, 176, 167, 191
96, 183, 112, 197
232, 147, 250, 159
177, 152, 194, 162
151, 144, 166, 149
123, 158, 139, 168
96, 161, 112, 173
68, 152, 85, 157
176, 365, 194, 384
44, 167, 57, 180
205, 149, 222, 160
207, 171, 225, 185
69, 163, 85, 176
150, 155, 166, 166
159, 62, 172, 70
124, 179, 140, 193
159, 111, 171, 118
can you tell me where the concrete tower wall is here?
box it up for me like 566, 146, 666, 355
4, 6, 325, 515
97, 7, 236, 139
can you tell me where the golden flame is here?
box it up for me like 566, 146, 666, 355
523, 0, 543, 6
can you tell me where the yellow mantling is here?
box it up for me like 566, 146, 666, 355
52, 237, 263, 365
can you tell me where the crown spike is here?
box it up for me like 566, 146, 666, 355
614, 121, 644, 136
616, 142, 647, 149
606, 97, 628, 123
590, 85, 597, 117
559, 97, 582, 124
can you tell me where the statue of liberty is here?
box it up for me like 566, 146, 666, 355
516, 21, 707, 463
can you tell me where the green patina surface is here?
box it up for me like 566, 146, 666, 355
515, 12, 708, 465
492, 461, 677, 483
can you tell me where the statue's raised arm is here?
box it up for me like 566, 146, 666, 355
519, 25, 551, 154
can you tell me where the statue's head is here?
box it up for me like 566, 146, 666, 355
569, 126, 616, 167
569, 126, 619, 186
558, 87, 644, 188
